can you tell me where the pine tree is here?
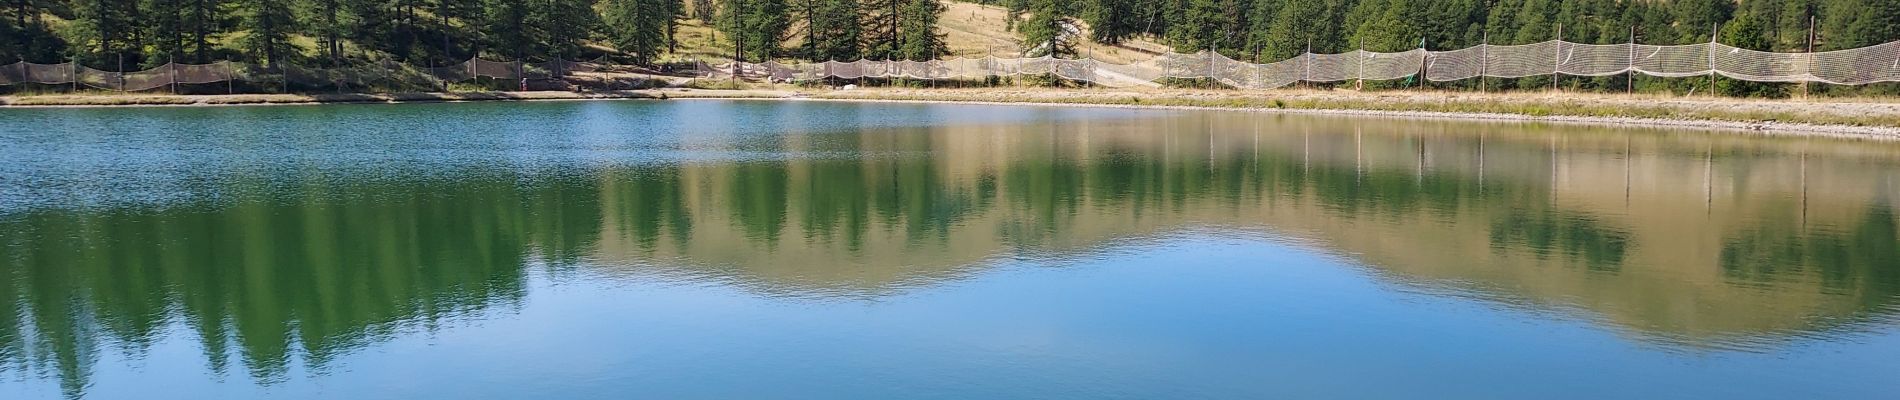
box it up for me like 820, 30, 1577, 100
3, 0, 67, 63
809, 0, 861, 61
539, 0, 602, 60
1083, 0, 1142, 45
72, 0, 145, 66
692, 0, 715, 24
1261, 0, 1337, 60
1245, 0, 1284, 61
605, 0, 677, 64
1167, 0, 1246, 54
719, 0, 790, 61
240, 0, 299, 68
1777, 0, 1819, 51
302, 0, 346, 65
484, 0, 534, 59
1718, 10, 1787, 97
1018, 0, 1077, 58
862, 0, 901, 59
896, 0, 948, 60
1349, 0, 1418, 53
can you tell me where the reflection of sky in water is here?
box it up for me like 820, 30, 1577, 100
3, 100, 1899, 399
19, 233, 1899, 400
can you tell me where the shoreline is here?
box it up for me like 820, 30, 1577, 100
787, 96, 1900, 141
7, 88, 1900, 140
0, 88, 794, 108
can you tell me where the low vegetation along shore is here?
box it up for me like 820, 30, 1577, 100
7, 88, 1900, 139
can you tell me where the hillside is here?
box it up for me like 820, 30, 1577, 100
664, 1, 1172, 64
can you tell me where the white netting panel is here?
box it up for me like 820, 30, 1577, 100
174, 63, 232, 84
1559, 43, 1633, 76
470, 59, 521, 79
76, 66, 119, 90
1307, 51, 1359, 82
9, 41, 1900, 91
1426, 46, 1483, 81
1712, 44, 1808, 82
1365, 49, 1426, 81
1485, 41, 1561, 78
1633, 43, 1713, 78
22, 62, 75, 84
121, 66, 172, 91
0, 62, 20, 85
1811, 41, 1900, 85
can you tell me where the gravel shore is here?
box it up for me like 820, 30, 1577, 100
8, 87, 1899, 140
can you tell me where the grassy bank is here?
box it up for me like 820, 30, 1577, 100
9, 86, 1900, 138
810, 88, 1900, 131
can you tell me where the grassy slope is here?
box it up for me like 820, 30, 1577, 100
665, 1, 1165, 63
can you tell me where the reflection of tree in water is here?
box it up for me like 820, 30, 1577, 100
6, 120, 1900, 397
0, 177, 553, 397
1489, 209, 1632, 272
1722, 204, 1900, 311
603, 169, 694, 253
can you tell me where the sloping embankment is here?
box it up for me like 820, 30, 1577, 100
9, 87, 1900, 139
810, 88, 1900, 139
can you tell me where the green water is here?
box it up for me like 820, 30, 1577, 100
1, 100, 1897, 399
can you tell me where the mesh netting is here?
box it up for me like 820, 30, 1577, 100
1633, 43, 1712, 78
1485, 41, 1561, 78
121, 67, 171, 91
1426, 46, 1484, 81
7, 40, 1898, 91
1560, 43, 1633, 77
1810, 41, 1900, 85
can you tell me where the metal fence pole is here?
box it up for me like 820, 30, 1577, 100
1480, 33, 1488, 93
1804, 16, 1815, 98
1553, 23, 1562, 91
1708, 23, 1719, 97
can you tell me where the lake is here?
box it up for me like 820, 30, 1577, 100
2, 100, 1897, 399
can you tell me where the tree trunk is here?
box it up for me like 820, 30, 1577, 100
194, 0, 209, 63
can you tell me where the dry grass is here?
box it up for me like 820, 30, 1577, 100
810, 87, 1900, 130
660, 1, 1163, 63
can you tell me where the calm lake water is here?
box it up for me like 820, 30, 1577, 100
2, 100, 1898, 399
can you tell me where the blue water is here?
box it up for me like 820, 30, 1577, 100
2, 100, 1897, 399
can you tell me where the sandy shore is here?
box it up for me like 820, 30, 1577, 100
8, 87, 1900, 139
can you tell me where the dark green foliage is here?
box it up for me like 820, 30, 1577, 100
719, 0, 791, 60
1718, 11, 1790, 97
238, 0, 297, 68
1018, 0, 1077, 58
808, 0, 862, 61
71, 0, 145, 66
6, 0, 1900, 98
1, 0, 67, 63
1082, 0, 1141, 45
896, 0, 948, 60
606, 0, 683, 64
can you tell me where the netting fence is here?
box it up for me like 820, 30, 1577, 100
707, 39, 1900, 89
4, 38, 1898, 92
